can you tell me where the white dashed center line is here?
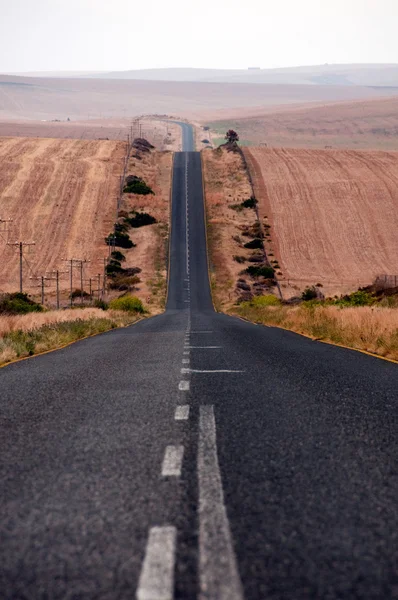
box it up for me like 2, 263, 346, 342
174, 405, 190, 421
136, 526, 176, 600
162, 445, 184, 476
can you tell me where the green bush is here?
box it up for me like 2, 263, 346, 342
123, 180, 154, 195
111, 250, 126, 262
336, 290, 374, 307
233, 255, 246, 263
93, 299, 108, 310
105, 231, 135, 249
251, 295, 281, 307
126, 211, 157, 228
0, 292, 43, 314
245, 265, 275, 278
244, 238, 263, 250
109, 295, 144, 313
241, 196, 258, 209
302, 286, 318, 301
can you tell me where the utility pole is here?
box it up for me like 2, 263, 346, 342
7, 240, 35, 293
46, 270, 68, 309
29, 275, 50, 306
63, 258, 90, 307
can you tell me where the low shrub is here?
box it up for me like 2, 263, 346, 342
109, 295, 144, 313
245, 265, 275, 278
105, 231, 135, 249
336, 290, 374, 307
93, 299, 108, 310
126, 211, 157, 228
244, 238, 263, 250
0, 292, 43, 315
111, 250, 126, 263
123, 179, 154, 195
233, 255, 246, 263
108, 275, 141, 290
71, 289, 91, 299
251, 294, 281, 307
241, 196, 258, 209
302, 286, 318, 301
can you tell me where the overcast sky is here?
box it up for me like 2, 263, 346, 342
0, 0, 397, 72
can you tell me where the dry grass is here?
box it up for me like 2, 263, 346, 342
0, 308, 138, 366
234, 303, 398, 361
201, 147, 253, 309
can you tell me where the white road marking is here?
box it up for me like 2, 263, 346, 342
182, 358, 190, 364
174, 405, 190, 420
187, 346, 222, 349
198, 406, 244, 600
162, 445, 184, 476
181, 367, 243, 374
136, 526, 176, 600
190, 331, 213, 334
183, 351, 190, 355
178, 380, 190, 391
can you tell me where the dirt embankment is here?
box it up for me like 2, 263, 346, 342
113, 145, 173, 312
202, 146, 273, 309
0, 137, 125, 297
244, 147, 398, 297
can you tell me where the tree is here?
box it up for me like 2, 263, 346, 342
225, 129, 239, 143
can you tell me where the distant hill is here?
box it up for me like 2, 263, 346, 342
7, 64, 398, 87
1, 73, 398, 121
83, 64, 398, 87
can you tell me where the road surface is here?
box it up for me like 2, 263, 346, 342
1, 126, 397, 599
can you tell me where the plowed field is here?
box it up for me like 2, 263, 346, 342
0, 137, 125, 293
244, 147, 398, 295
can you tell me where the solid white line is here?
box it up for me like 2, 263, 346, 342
178, 380, 190, 391
190, 331, 213, 334
198, 406, 244, 600
181, 367, 243, 374
187, 346, 222, 349
174, 405, 190, 420
136, 526, 176, 600
162, 445, 184, 476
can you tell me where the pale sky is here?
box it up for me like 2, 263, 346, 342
0, 0, 397, 72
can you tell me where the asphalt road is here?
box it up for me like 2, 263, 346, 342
1, 126, 397, 599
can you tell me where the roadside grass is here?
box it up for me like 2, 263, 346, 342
0, 308, 140, 366
233, 302, 398, 361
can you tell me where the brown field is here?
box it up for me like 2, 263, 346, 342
0, 136, 173, 309
1, 74, 397, 121
244, 147, 398, 296
0, 137, 125, 295
0, 117, 182, 150
207, 96, 398, 151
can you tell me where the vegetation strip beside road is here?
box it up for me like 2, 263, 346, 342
233, 300, 398, 363
0, 308, 141, 368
